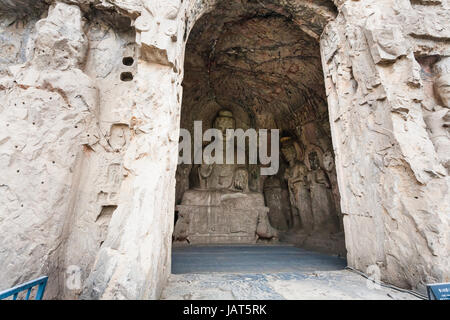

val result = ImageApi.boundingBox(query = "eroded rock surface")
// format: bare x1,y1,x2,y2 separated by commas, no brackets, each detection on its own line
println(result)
321,0,450,290
0,0,448,300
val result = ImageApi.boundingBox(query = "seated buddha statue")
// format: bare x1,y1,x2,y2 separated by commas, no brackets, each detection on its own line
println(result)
174,110,277,243
197,110,248,191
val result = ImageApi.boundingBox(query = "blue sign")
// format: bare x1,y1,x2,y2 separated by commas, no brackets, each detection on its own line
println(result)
427,283,450,300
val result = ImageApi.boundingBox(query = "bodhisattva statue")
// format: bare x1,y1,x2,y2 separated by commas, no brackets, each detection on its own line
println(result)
263,176,291,231
306,150,339,233
424,57,450,171
175,163,192,205
281,137,314,233
174,110,277,243
322,150,343,232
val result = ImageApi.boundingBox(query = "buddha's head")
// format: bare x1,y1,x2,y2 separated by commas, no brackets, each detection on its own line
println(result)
214,110,235,140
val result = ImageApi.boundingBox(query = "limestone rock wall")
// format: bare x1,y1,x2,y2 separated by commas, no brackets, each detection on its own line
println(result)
0,2,99,299
0,1,48,15
0,0,206,300
0,0,448,300
61,9,137,299
322,0,449,290
80,0,188,300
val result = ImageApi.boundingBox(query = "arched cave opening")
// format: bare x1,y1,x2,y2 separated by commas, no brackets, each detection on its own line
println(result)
173,0,345,271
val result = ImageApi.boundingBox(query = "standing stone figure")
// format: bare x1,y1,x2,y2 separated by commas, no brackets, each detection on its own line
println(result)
263,176,290,231
281,137,314,232
175,164,192,205
424,57,450,171
322,150,343,231
306,150,339,233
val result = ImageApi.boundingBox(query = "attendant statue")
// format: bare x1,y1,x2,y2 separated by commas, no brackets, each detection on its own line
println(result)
263,176,290,231
281,137,314,233
323,150,343,231
306,149,339,233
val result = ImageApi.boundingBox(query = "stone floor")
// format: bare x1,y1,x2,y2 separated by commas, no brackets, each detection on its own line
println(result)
171,244,347,274
162,245,419,300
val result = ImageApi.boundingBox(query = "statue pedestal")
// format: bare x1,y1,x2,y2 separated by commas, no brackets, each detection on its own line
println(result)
174,189,270,244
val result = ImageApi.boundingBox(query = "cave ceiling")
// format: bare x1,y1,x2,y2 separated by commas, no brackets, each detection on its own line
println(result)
181,0,335,133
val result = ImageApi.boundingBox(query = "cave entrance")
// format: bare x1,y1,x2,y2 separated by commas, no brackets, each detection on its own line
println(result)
172,0,345,272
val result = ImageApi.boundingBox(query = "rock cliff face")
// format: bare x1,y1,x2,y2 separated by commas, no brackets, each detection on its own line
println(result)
321,0,450,290
0,0,448,299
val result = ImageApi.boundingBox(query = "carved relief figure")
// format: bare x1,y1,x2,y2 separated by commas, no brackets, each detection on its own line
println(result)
263,176,290,231
435,60,450,116
322,151,334,172
175,164,192,205
306,148,339,233
109,124,130,152
281,137,313,232
424,57,450,171
135,0,181,65
322,150,343,231
234,168,249,192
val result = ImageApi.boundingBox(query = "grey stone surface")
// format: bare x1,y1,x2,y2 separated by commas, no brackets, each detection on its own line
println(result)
172,245,346,274
162,271,420,300
164,245,418,300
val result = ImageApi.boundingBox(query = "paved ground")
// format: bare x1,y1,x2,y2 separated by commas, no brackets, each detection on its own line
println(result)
163,245,418,300
172,245,347,274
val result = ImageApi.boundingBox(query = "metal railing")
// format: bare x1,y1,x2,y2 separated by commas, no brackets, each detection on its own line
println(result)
0,276,48,300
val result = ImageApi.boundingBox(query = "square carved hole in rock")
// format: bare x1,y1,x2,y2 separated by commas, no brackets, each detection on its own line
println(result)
120,72,133,82
122,57,134,66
